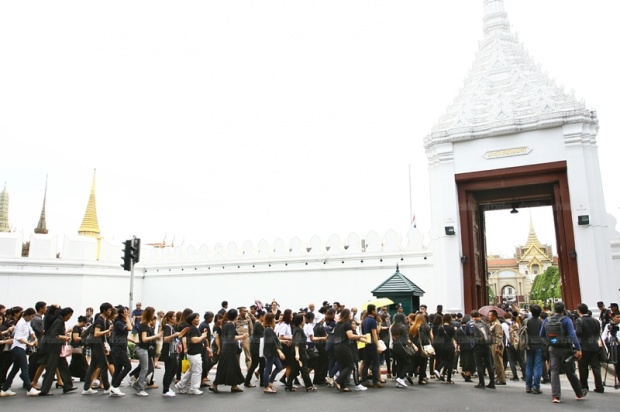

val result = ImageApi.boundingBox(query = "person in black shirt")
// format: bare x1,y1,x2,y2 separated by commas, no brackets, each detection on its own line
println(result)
83,303,113,395
244,310,265,388
575,303,604,393
69,316,88,381
199,311,214,387
211,309,247,393
131,306,162,397
334,309,368,392
161,311,183,397
390,313,415,388
176,313,206,395
109,306,133,396
262,313,284,393
436,314,457,384
39,307,75,396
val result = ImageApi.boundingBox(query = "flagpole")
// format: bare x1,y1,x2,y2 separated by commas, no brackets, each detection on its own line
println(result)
408,164,413,226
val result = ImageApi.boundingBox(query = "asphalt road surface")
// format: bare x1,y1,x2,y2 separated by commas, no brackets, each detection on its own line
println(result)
1,362,618,412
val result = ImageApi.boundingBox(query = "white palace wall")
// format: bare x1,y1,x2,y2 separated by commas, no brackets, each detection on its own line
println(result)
0,229,438,314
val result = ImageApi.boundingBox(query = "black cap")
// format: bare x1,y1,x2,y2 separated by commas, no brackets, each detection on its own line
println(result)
611,303,618,308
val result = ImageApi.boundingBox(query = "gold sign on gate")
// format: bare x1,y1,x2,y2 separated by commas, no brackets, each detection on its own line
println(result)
483,146,532,159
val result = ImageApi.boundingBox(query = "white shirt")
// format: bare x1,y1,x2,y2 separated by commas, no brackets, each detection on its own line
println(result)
275,322,292,337
303,323,314,343
501,321,510,346
11,318,33,350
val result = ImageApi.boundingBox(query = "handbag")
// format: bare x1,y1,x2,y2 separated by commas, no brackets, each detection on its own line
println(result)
60,344,72,358
258,337,265,358
181,355,190,373
72,346,83,355
418,334,435,358
422,344,435,358
378,340,387,353
404,342,416,357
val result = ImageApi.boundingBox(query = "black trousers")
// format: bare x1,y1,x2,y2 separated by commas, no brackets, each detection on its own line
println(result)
244,348,265,386
83,345,109,390
40,352,73,394
578,350,603,391
391,343,412,380
162,354,177,393
111,346,131,388
473,346,495,386
286,355,312,389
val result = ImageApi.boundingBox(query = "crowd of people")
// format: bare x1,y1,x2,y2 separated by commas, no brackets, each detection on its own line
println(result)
0,298,618,404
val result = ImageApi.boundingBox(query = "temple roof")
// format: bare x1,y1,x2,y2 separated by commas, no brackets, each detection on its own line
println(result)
424,0,597,148
34,176,48,234
78,170,100,237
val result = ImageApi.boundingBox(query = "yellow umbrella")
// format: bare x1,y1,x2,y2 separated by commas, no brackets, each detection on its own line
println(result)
361,297,394,311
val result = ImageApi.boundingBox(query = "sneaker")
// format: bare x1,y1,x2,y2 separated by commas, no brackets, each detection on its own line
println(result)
576,389,587,399
163,391,176,397
136,390,148,397
433,370,441,379
82,388,98,395
526,387,532,393
103,388,112,395
188,389,203,395
92,379,100,389
174,383,188,394
552,397,560,403
1,389,16,397
396,382,407,389
354,384,367,391
531,388,542,395
395,378,407,387
27,388,41,396
109,387,125,397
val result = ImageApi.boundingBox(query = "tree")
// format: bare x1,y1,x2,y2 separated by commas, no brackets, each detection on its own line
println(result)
529,266,561,304
488,286,496,304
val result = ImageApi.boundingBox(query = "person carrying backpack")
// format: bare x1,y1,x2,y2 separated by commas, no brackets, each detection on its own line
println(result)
504,312,524,381
539,302,586,404
523,304,544,394
465,310,495,389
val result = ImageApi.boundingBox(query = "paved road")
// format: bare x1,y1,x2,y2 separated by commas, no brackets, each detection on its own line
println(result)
2,363,618,412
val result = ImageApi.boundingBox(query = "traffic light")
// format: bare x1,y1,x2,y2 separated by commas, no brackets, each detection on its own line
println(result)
121,240,132,271
131,238,141,264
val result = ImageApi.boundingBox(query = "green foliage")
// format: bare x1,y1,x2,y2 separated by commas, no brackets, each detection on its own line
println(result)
488,286,496,302
529,266,561,304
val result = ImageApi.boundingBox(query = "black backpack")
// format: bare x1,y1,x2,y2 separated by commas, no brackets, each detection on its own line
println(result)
545,316,567,347
470,320,493,345
80,323,95,347
313,322,327,352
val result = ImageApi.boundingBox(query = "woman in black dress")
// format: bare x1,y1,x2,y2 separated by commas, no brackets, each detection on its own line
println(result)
391,313,415,388
210,309,247,393
285,314,316,392
333,309,368,392
410,313,432,384
436,314,457,384
69,316,88,381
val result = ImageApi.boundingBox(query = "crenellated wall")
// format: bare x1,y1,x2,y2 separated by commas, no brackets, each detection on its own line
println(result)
0,228,439,315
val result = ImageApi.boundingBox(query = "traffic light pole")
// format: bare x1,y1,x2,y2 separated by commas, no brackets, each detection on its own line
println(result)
128,235,136,311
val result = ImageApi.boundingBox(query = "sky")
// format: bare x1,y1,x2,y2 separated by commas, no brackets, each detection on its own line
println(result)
1,0,619,257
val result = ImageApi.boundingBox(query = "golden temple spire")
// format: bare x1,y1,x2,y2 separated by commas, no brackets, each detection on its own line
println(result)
525,212,541,248
0,182,9,232
34,175,49,234
78,169,101,237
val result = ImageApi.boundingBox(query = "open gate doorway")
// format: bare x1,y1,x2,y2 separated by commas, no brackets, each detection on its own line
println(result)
456,161,580,312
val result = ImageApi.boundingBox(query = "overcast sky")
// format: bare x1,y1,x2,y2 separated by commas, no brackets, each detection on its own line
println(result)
1,0,618,257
